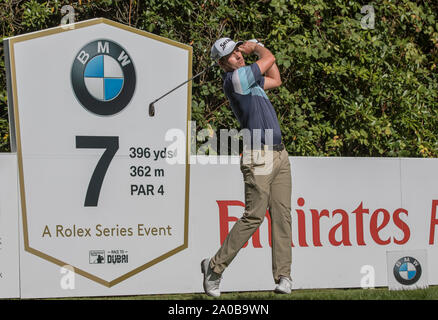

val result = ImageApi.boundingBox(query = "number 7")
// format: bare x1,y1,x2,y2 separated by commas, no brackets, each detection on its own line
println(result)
76,136,119,207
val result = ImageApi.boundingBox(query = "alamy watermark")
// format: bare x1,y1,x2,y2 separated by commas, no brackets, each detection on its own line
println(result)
60,265,75,290
360,5,375,30
360,264,375,289
164,121,275,174
60,5,75,29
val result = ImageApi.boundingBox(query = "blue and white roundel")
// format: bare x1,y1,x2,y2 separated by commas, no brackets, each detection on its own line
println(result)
71,39,136,116
84,54,124,101
393,256,422,286
398,262,416,280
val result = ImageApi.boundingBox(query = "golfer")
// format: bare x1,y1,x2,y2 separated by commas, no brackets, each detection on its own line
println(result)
201,37,293,296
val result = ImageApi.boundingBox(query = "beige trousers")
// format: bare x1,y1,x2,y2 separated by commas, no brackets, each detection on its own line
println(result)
210,148,292,283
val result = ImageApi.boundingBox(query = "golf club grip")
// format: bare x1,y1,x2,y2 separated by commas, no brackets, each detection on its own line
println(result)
149,103,155,117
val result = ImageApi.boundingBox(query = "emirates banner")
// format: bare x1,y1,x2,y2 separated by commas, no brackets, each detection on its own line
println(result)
191,156,437,292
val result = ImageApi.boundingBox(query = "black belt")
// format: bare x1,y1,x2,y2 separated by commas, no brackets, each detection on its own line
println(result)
264,143,284,151
244,143,284,151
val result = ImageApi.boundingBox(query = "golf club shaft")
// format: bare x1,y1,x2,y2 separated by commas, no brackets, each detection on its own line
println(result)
150,63,217,105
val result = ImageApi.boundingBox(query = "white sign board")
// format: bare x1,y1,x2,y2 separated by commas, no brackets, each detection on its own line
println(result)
0,154,20,298
5,18,191,297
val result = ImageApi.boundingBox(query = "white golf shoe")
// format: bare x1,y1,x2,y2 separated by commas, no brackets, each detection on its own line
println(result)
201,258,222,297
274,276,293,294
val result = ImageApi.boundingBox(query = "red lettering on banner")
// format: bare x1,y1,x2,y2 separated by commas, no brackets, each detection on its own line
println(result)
352,202,369,246
429,200,438,245
217,198,413,248
370,208,391,245
296,198,309,247
216,200,271,248
393,208,410,245
328,209,352,246
217,200,241,246
311,209,329,247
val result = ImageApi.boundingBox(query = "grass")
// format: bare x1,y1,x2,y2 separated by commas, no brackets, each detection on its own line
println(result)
67,286,438,300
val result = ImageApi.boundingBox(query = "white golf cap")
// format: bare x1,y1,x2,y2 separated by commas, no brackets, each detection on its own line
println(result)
210,37,243,60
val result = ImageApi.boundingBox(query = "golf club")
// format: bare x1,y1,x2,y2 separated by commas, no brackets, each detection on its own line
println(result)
148,62,218,117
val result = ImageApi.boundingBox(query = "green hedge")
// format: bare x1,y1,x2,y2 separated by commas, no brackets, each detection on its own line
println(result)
1,0,437,156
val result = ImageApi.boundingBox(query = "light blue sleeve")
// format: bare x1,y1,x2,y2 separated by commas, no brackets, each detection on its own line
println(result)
231,63,264,95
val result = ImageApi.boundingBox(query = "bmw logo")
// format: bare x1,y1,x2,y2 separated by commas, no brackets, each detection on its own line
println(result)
393,256,422,286
71,39,136,116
